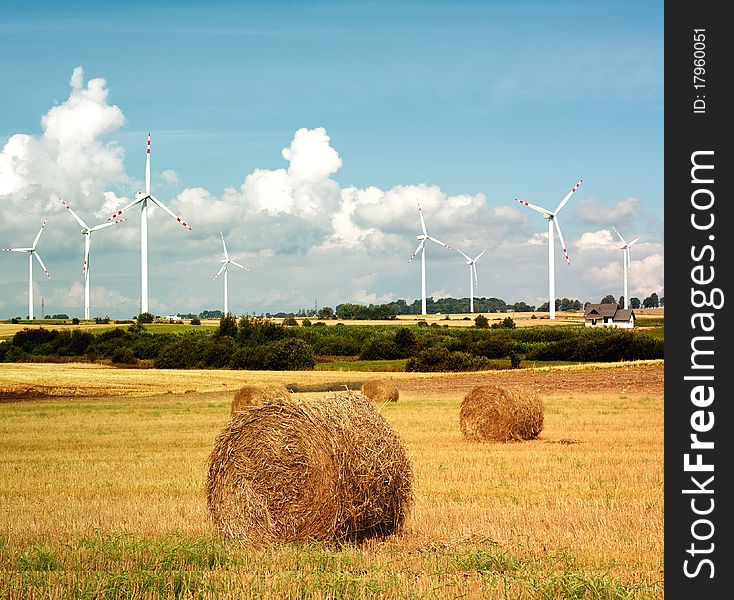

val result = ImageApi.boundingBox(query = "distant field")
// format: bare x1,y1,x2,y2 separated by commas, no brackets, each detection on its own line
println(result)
0,308,664,341
0,361,663,598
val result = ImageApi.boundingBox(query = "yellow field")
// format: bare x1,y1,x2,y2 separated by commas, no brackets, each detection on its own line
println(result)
0,362,664,598
0,308,664,340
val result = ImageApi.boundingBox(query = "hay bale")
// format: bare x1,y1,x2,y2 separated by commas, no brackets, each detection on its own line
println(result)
231,384,290,414
459,385,543,442
361,379,399,403
207,391,413,544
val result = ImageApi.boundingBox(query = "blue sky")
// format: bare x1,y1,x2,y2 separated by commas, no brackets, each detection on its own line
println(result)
0,0,663,318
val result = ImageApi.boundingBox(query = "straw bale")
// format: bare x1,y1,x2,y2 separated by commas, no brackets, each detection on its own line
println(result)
361,379,399,403
231,384,290,414
459,384,543,442
207,391,413,544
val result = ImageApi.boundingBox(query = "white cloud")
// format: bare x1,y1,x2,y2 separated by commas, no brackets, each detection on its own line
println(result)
0,66,128,226
161,169,179,185
574,196,640,226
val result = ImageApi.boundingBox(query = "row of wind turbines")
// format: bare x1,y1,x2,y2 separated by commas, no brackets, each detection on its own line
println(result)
2,133,641,321
1,133,247,320
409,179,641,317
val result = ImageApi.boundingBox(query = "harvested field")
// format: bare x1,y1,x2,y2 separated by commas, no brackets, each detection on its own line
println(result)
0,360,664,597
0,359,663,401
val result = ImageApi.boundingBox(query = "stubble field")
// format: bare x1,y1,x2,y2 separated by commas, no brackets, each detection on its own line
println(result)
0,360,664,599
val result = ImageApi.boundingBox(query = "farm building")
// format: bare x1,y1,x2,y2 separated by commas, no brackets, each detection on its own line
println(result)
583,304,636,329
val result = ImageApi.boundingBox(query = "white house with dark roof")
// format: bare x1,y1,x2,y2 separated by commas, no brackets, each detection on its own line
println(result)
583,303,636,329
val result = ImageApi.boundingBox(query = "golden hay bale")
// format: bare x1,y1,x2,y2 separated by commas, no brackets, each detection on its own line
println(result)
207,391,413,544
459,385,543,442
231,384,290,414
361,379,399,403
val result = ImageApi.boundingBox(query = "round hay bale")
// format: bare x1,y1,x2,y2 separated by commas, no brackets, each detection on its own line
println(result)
207,391,413,544
361,379,399,403
231,384,290,414
459,385,543,442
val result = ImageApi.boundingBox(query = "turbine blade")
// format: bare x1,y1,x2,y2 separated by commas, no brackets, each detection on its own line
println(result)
220,232,229,259
90,218,126,232
417,202,427,235
627,249,632,273
149,195,192,230
456,249,471,262
83,237,90,275
474,248,487,262
554,179,583,215
2,247,32,252
213,263,227,280
628,236,641,246
60,198,88,229
553,218,571,266
33,251,51,279
230,260,249,270
108,196,144,221
472,263,478,284
515,198,553,217
146,132,151,196
408,239,426,263
611,226,627,245
427,235,453,251
32,218,48,249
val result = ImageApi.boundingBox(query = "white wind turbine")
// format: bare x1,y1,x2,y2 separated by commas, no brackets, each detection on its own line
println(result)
457,248,487,313
213,232,249,316
612,227,641,309
60,198,126,320
408,201,453,316
515,179,582,320
107,132,192,315
1,218,51,320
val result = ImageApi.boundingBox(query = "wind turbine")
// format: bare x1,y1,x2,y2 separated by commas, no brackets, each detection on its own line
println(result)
457,248,487,313
612,227,641,309
107,132,192,314
60,198,126,319
213,232,249,316
515,179,582,320
408,202,453,316
1,218,51,320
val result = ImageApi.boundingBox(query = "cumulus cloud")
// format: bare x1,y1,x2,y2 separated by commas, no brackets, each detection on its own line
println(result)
161,169,179,185
0,66,127,210
574,196,640,226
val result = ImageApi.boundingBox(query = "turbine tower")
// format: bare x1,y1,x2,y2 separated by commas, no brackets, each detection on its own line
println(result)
612,227,641,309
457,248,487,313
1,218,51,320
107,132,192,315
213,232,248,316
515,180,582,320
408,201,453,316
60,198,126,319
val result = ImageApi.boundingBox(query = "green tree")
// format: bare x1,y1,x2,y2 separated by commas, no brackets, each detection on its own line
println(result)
137,312,155,324
474,314,489,328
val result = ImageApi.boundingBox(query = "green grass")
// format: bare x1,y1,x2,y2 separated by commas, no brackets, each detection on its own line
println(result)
0,534,662,599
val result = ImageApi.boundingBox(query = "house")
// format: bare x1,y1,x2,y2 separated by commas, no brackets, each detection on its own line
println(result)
583,304,636,329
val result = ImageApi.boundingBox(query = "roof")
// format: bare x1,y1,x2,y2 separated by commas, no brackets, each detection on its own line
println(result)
584,304,636,322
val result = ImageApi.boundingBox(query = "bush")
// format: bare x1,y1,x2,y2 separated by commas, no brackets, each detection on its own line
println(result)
394,328,418,355
111,347,137,365
261,338,315,370
71,317,80,325
474,314,489,328
359,337,402,361
313,321,326,327
190,318,201,325
217,314,239,338
282,316,299,327
301,318,312,327
1,344,27,362
202,336,236,368
136,312,154,324
237,317,287,345
406,348,491,372
491,317,515,329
